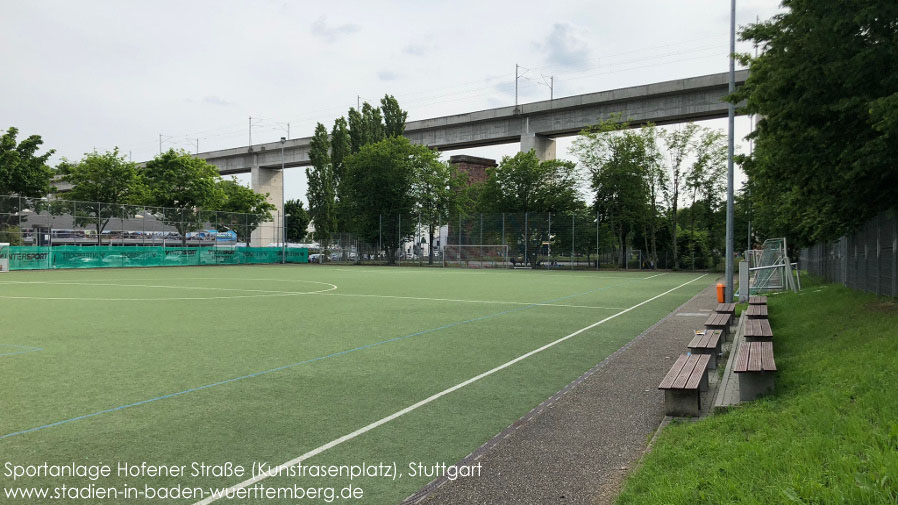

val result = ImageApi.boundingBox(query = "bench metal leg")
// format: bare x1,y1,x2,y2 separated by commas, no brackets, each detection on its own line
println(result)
738,372,775,402
664,389,701,417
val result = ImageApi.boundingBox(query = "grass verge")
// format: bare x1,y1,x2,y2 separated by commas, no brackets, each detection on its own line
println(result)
616,279,898,504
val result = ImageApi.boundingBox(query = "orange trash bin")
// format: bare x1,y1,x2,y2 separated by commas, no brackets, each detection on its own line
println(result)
716,283,725,303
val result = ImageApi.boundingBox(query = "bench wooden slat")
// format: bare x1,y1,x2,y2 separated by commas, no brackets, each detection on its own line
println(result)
733,343,750,372
744,319,774,339
761,342,777,371
659,354,689,389
687,331,706,349
704,313,730,327
706,330,721,348
715,303,736,314
748,341,762,371
749,295,767,305
672,354,700,389
684,354,711,389
746,304,769,318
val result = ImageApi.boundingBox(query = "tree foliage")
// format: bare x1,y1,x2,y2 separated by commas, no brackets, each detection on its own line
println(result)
57,148,147,244
284,199,310,242
142,149,223,245
381,94,407,138
0,127,55,197
573,120,657,267
480,151,581,214
734,0,898,245
343,137,428,264
216,177,275,244
306,123,336,246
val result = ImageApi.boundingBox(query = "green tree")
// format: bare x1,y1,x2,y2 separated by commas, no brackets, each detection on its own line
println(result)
331,116,352,228
347,107,367,154
361,102,385,145
684,128,727,269
57,148,147,245
306,123,336,250
734,0,898,245
480,151,581,266
142,149,223,245
284,199,310,242
381,94,407,137
0,127,55,244
573,119,656,268
0,127,55,197
661,123,699,269
411,151,463,264
343,137,425,264
215,178,275,245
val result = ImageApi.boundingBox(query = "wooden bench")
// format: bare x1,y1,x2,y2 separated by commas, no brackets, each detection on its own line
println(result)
704,313,731,340
743,319,773,341
658,353,711,417
749,295,767,305
687,330,723,369
733,341,777,401
745,304,768,319
715,303,736,319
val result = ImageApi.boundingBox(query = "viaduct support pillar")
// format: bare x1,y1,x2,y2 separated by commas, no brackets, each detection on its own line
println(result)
520,133,556,161
249,152,283,247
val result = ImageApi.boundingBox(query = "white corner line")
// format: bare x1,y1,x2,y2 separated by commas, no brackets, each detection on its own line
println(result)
192,273,707,505
642,273,667,279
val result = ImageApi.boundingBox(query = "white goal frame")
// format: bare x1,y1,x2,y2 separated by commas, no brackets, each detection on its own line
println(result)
441,244,510,269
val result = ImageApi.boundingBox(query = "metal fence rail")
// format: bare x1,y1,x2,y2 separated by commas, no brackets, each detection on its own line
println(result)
800,211,898,297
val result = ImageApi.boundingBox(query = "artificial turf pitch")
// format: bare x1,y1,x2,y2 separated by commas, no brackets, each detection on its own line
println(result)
1,265,707,504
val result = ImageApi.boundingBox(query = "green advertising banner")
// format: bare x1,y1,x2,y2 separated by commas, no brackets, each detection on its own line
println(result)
7,246,308,271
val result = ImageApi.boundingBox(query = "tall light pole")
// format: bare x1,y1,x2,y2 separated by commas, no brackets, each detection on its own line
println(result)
280,137,286,263
725,0,736,302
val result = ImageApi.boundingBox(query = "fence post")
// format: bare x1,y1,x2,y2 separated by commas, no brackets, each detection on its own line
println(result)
524,212,528,267
596,211,600,270
501,212,506,268
458,213,461,264
892,216,897,297
480,213,483,268
571,213,575,270
398,214,401,267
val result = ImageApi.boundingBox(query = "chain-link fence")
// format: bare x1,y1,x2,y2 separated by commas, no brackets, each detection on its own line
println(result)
0,194,305,270
800,211,898,297
0,194,656,271
317,211,647,270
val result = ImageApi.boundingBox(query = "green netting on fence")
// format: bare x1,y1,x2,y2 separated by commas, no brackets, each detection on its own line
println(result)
7,246,308,270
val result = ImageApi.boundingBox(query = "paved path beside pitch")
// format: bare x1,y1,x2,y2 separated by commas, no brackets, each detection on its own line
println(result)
406,278,721,505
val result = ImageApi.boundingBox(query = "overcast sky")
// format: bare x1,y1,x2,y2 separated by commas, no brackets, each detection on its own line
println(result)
1,0,784,202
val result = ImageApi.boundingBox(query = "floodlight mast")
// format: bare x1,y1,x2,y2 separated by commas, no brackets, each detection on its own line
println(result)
725,0,736,302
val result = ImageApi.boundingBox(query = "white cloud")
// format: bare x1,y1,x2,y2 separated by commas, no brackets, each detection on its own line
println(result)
310,16,360,43
538,23,591,69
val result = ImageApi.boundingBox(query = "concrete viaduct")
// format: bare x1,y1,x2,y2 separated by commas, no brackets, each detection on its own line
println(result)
176,69,748,244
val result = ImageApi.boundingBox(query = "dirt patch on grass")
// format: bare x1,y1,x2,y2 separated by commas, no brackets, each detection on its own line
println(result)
865,300,898,314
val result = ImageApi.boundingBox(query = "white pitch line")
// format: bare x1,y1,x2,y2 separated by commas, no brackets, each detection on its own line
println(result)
193,273,707,505
317,292,625,310
643,273,667,279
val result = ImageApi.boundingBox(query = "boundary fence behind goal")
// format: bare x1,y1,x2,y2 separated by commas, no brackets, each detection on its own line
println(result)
800,211,898,297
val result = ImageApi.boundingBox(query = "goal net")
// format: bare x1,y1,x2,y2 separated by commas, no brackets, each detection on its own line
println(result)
442,244,509,268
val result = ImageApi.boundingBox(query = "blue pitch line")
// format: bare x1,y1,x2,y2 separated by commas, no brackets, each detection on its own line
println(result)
1,283,625,441
0,344,43,358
